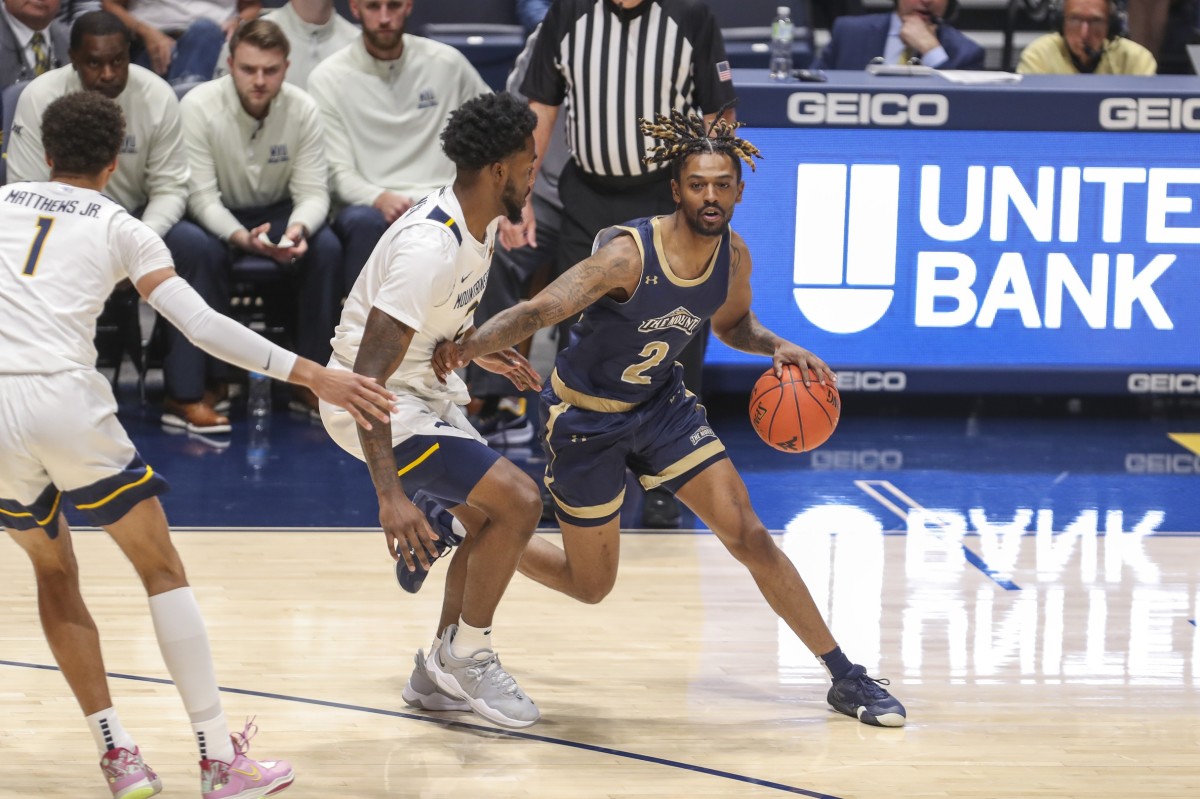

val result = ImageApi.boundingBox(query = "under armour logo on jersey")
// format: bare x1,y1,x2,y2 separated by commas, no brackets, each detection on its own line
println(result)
417,89,438,109
571,435,588,443
645,275,658,285
120,135,137,154
267,144,289,164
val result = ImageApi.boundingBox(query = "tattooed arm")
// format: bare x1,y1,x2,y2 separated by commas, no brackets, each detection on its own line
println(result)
354,307,439,571
712,233,836,385
444,232,644,369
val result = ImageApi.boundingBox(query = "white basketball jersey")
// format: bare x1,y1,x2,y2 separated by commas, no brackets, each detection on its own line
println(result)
0,182,172,375
331,187,497,404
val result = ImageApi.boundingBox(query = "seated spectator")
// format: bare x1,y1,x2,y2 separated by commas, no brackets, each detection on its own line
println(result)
2,0,69,86
306,0,489,293
214,0,359,88
183,18,340,416
8,11,228,433
101,0,260,84
1017,0,1156,74
811,0,984,70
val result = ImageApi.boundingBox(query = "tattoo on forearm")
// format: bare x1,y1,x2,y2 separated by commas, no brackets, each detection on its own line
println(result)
354,309,408,496
723,310,779,356
469,250,637,357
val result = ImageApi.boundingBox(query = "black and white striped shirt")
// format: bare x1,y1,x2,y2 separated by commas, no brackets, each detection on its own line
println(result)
521,0,735,181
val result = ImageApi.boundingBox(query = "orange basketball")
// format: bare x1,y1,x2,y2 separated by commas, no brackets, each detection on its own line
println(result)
748,365,841,453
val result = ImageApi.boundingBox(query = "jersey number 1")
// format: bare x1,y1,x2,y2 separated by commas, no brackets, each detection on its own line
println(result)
22,217,54,277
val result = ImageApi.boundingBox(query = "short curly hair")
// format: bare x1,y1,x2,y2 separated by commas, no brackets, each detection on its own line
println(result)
441,92,537,172
43,92,125,176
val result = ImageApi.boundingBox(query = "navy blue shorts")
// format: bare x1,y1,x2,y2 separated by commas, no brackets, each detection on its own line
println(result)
540,366,727,527
391,433,502,507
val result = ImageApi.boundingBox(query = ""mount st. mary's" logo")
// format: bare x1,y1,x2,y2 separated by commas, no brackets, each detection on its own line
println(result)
638,306,702,336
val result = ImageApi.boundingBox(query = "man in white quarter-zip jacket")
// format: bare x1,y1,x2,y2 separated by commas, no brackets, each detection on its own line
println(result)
213,0,359,89
306,0,490,295
181,18,340,419
6,10,233,435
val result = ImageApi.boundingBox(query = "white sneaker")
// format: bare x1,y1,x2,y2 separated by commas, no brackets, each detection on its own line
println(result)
425,625,540,728
402,648,470,712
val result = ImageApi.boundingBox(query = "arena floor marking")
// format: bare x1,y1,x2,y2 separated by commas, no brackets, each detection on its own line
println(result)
0,659,844,799
855,479,1022,591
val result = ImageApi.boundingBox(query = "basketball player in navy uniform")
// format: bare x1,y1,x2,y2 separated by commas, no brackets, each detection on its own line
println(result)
320,92,543,729
435,113,908,727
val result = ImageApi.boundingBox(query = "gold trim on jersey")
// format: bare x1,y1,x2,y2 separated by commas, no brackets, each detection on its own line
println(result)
74,467,156,509
638,440,727,490
652,216,719,287
551,369,639,413
397,443,440,477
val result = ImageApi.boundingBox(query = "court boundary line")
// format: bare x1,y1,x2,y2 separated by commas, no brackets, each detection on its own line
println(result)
855,480,1022,591
0,659,843,799
66,526,1200,537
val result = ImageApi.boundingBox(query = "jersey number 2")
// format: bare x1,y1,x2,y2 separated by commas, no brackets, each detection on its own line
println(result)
22,217,54,277
620,341,669,385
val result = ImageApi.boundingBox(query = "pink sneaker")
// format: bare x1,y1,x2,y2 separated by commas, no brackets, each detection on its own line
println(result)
199,719,294,799
100,747,162,799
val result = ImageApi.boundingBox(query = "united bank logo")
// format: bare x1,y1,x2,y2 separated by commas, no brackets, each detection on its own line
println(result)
793,162,1185,335
794,164,899,334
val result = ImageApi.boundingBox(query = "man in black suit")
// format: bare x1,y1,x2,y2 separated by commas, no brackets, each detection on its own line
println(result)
1,0,68,87
811,0,985,70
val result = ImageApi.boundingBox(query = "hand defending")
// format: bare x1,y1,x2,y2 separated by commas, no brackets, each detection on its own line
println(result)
309,367,397,429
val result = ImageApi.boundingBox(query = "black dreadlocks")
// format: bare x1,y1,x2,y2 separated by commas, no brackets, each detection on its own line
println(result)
639,108,763,182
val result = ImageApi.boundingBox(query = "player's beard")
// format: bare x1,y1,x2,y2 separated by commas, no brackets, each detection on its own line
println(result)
684,202,728,237
502,182,526,224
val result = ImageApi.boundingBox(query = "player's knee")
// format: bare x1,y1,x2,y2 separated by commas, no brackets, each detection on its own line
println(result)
509,479,542,536
724,521,776,567
573,575,615,605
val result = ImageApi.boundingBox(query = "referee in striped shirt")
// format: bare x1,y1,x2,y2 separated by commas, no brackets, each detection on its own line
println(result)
500,0,736,527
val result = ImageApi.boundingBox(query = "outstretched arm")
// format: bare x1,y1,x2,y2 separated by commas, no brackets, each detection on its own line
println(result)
710,234,835,386
134,267,395,427
434,232,643,377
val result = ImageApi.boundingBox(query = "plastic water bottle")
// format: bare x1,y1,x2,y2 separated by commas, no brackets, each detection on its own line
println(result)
247,371,271,417
247,414,270,474
769,6,794,80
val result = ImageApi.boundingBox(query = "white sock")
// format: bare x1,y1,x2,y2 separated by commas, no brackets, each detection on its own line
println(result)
192,713,235,764
147,587,234,763
85,708,136,755
451,619,493,659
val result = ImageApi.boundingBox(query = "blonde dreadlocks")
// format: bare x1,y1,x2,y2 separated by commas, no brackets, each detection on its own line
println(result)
639,110,763,179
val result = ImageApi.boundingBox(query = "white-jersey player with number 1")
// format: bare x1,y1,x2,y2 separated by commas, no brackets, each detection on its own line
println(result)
0,91,395,799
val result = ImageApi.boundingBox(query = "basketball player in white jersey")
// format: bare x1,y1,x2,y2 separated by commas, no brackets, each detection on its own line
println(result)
320,92,544,729
0,91,395,799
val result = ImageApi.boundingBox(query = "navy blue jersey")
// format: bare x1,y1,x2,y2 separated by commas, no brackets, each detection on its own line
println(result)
553,216,731,408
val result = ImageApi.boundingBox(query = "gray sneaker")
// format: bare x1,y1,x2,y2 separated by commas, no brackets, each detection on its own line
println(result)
425,624,540,728
402,648,471,712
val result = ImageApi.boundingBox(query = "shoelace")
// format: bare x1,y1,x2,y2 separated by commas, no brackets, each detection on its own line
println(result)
231,717,259,758
466,654,522,697
102,751,140,779
855,673,892,701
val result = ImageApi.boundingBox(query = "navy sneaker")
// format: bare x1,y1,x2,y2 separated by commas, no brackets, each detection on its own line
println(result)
478,397,534,447
827,665,906,727
395,492,464,594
